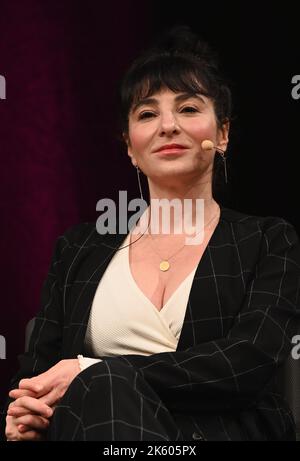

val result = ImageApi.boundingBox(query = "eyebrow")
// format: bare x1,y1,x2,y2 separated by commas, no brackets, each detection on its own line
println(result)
131,92,207,114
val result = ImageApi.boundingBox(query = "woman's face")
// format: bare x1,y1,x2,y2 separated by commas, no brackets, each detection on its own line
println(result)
125,87,229,184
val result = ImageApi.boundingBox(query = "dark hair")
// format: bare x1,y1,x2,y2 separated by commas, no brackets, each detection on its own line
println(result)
119,25,232,134
118,25,233,197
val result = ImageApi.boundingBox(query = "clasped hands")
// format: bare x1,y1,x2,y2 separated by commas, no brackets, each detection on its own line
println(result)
5,359,80,441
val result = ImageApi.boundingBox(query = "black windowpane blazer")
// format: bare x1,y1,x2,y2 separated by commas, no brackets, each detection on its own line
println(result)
3,206,300,439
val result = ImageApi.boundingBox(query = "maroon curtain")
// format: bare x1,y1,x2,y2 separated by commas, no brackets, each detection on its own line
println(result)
0,0,151,405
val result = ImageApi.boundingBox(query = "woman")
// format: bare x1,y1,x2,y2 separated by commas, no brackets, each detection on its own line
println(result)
4,26,300,441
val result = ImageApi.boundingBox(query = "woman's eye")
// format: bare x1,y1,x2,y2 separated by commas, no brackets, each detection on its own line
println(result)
180,106,198,113
138,111,155,120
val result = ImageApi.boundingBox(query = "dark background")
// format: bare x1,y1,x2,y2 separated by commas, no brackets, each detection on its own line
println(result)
0,0,299,409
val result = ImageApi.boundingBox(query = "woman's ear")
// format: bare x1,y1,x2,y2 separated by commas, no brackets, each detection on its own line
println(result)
123,132,137,167
217,119,230,151
122,131,128,144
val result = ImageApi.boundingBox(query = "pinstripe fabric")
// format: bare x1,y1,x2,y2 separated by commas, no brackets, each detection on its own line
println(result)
3,206,300,440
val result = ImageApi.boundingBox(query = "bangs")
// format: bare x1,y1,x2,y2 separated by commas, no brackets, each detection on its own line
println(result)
124,55,212,118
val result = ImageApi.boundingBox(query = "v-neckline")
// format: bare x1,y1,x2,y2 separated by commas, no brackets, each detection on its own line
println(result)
126,242,197,314
126,205,224,314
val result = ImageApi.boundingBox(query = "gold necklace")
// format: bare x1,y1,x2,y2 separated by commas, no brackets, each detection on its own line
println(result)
148,207,220,272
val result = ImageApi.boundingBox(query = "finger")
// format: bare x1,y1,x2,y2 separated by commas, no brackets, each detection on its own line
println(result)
16,424,30,433
17,429,45,441
40,385,65,407
7,405,31,417
7,404,46,418
13,396,53,418
16,424,33,434
18,378,47,396
9,388,37,399
16,415,49,432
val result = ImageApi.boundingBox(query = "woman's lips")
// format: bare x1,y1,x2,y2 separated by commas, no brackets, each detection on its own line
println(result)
155,148,187,155
154,146,188,155
153,143,189,153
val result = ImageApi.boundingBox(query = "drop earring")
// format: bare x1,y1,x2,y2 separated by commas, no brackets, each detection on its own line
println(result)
135,164,144,200
218,150,228,184
201,140,228,184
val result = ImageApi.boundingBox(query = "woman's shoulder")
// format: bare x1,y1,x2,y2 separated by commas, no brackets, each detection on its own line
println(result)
56,221,126,250
59,221,97,245
49,222,97,254
221,205,297,231
220,205,300,247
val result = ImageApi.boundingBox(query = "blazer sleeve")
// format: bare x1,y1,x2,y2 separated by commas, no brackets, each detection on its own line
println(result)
100,218,300,414
7,232,69,390
0,230,69,438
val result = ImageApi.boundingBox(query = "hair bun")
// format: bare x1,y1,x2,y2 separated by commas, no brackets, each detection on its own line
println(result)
152,25,218,70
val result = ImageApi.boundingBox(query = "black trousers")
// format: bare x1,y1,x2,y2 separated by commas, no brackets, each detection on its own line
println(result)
47,360,196,441
47,359,296,441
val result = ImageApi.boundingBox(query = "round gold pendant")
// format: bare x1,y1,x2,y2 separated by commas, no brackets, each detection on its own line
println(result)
160,260,170,271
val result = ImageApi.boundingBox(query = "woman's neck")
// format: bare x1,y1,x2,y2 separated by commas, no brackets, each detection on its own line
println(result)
147,176,213,202
144,178,218,235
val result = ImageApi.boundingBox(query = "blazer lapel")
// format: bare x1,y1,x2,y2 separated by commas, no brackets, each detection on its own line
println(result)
66,229,129,357
176,206,234,351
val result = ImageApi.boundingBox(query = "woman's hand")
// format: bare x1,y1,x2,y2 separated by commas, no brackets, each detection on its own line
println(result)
5,397,52,441
6,359,80,440
9,359,80,404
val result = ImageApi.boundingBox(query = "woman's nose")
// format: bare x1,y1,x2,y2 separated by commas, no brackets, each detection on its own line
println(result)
159,113,180,135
